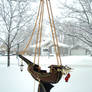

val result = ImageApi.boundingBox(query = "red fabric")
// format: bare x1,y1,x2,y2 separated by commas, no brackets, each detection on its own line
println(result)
67,73,70,78
65,77,68,82
65,73,71,82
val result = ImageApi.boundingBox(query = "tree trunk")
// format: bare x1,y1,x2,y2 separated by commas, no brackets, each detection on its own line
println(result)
7,46,10,67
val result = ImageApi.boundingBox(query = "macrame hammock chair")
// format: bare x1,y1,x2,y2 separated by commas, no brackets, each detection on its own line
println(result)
18,0,71,92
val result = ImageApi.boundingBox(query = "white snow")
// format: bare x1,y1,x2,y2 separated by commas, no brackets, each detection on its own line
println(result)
0,55,92,92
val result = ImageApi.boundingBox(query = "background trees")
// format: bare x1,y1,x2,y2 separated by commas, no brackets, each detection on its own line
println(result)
56,0,92,53
0,0,92,66
0,0,36,66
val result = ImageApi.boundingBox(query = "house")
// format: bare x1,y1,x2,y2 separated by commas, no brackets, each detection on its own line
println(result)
36,40,70,56
25,40,70,56
0,44,6,55
48,41,70,56
70,45,91,55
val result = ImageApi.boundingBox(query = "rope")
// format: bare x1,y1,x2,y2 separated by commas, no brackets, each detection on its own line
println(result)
46,0,59,65
19,1,42,71
33,0,43,64
19,0,42,55
19,0,62,66
48,0,62,65
38,0,44,65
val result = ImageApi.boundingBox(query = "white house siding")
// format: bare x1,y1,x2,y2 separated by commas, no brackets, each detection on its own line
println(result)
49,46,69,56
70,45,91,55
71,49,86,55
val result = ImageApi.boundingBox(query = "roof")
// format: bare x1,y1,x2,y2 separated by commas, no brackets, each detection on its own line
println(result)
30,40,70,48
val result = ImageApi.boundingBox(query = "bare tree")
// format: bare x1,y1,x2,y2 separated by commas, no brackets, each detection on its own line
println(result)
55,20,79,46
58,0,92,52
0,0,36,66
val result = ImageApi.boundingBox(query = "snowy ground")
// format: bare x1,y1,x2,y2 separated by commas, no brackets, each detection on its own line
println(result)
0,55,92,92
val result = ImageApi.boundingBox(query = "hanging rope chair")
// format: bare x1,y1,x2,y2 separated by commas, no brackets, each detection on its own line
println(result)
18,0,71,91
19,54,63,83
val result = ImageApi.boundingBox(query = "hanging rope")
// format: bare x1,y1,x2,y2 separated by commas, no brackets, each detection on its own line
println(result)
33,0,44,65
19,0,62,66
48,0,62,65
38,0,44,65
46,0,60,65
19,0,42,55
